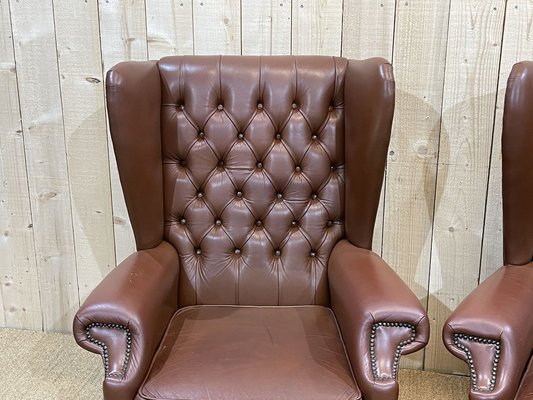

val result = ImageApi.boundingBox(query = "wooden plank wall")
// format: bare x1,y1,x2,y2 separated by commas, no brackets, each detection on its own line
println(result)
0,0,532,374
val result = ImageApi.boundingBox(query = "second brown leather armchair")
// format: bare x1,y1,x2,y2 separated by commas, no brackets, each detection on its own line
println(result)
73,55,429,400
443,61,533,400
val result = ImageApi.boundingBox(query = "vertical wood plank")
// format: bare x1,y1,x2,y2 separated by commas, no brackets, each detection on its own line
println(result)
9,0,80,331
292,0,343,55
425,0,506,373
480,0,533,281
53,0,115,302
341,0,397,255
146,0,194,59
0,0,41,329
98,0,148,263
383,0,452,369
241,0,292,55
341,0,395,60
193,0,241,55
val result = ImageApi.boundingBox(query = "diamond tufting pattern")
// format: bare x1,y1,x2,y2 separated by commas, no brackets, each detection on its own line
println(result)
159,56,348,306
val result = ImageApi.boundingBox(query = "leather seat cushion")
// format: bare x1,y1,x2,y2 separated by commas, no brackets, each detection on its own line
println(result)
137,305,361,400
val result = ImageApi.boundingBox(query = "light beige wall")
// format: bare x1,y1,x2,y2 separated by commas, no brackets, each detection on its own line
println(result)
0,0,532,374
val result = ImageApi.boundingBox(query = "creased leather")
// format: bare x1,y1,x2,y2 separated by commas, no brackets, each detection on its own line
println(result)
443,264,533,400
328,240,429,400
73,241,179,400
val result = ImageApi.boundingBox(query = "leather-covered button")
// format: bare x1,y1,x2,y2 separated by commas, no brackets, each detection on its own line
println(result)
291,221,298,227
217,104,224,111
311,134,318,141
218,159,224,167
256,161,263,169
291,103,298,109
275,133,281,140
180,218,186,225
327,220,333,227
311,193,318,200
257,103,263,110
330,165,336,171
197,191,203,198
234,248,241,255
237,133,244,140
255,220,262,227
275,249,281,257
198,131,205,139
180,159,187,166
179,105,185,111
310,251,316,257
195,248,202,255
215,219,222,226
236,191,243,198
276,193,283,199
328,105,334,112
295,166,301,172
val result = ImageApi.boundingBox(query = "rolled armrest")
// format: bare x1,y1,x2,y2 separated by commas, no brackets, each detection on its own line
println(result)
328,239,429,400
73,240,179,400
443,263,533,400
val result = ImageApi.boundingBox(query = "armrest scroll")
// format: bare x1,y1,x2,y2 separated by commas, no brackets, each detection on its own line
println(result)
443,264,533,400
73,240,179,400
328,239,429,400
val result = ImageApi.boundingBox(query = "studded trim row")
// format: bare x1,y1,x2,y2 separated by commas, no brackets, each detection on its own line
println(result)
370,322,416,380
453,333,500,392
85,322,132,379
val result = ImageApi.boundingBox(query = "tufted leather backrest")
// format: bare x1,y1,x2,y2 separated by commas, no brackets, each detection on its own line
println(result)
502,61,533,265
160,56,345,306
106,55,394,308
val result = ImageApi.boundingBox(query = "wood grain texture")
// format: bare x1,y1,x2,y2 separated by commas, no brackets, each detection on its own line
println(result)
425,0,506,373
9,0,80,331
341,0,396,60
341,0,397,255
193,0,241,55
0,0,41,330
98,0,148,263
146,0,194,59
480,0,533,281
292,0,343,55
241,0,292,55
383,0,452,369
53,0,115,302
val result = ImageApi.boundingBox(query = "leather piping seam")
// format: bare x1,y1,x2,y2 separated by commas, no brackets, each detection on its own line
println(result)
370,322,416,381
453,333,500,392
85,322,132,379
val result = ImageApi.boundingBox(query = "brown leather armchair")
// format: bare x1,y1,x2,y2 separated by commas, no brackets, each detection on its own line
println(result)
73,56,429,400
443,61,533,400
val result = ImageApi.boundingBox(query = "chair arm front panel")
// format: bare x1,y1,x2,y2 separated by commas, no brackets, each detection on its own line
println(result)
443,264,533,400
73,241,179,400
328,239,429,400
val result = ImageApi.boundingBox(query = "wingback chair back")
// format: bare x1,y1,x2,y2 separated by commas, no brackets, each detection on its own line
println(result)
502,61,533,266
107,56,392,307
